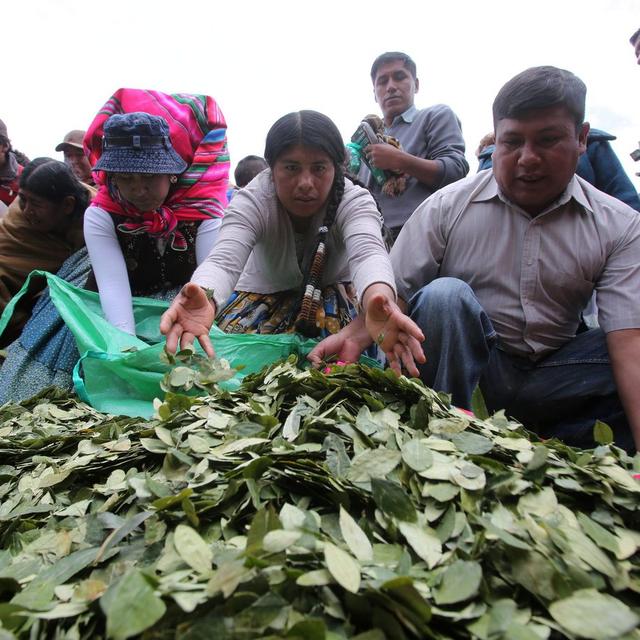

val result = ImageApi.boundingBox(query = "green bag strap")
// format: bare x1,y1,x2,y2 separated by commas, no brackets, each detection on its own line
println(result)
72,352,99,404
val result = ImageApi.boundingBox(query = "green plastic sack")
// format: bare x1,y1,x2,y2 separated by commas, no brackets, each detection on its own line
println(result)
0,272,380,418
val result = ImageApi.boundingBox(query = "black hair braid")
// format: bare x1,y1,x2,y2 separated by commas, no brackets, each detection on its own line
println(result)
294,166,345,337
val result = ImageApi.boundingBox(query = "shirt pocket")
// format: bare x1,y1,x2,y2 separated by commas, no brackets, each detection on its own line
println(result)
538,266,594,312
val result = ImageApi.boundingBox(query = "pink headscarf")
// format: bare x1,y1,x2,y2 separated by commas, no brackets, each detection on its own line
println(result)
85,88,229,250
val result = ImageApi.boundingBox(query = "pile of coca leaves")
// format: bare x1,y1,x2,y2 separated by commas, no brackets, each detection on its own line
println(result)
0,354,639,640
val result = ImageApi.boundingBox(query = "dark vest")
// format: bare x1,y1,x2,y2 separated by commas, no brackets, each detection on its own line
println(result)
111,215,200,296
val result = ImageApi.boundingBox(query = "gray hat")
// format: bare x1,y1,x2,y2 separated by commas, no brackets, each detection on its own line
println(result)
93,113,187,174
55,129,86,152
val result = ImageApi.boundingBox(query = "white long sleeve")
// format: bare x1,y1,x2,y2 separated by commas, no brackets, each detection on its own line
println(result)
195,216,222,264
84,206,135,334
84,206,221,335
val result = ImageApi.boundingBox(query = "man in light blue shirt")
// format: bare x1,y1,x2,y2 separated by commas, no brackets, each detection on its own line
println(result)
360,52,469,236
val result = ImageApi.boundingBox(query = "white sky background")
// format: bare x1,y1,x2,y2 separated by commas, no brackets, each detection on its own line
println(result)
4,0,640,184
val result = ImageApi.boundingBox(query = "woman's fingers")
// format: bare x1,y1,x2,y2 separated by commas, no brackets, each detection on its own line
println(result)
381,330,425,378
197,333,215,358
164,323,182,354
399,343,420,378
400,314,424,343
179,331,196,352
396,330,426,365
159,304,179,335
161,283,216,357
407,335,426,365
383,342,400,375
390,309,423,342
307,337,334,366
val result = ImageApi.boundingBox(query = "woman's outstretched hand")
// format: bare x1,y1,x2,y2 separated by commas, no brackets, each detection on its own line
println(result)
307,319,372,368
160,283,216,357
308,290,425,378
365,292,425,377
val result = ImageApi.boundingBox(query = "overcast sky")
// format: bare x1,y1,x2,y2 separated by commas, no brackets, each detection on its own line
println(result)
4,0,640,183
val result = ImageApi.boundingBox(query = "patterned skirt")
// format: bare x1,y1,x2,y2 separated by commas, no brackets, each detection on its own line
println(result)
216,284,357,337
0,249,91,403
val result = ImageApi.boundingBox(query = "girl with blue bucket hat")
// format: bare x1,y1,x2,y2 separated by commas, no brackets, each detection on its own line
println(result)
84,90,229,335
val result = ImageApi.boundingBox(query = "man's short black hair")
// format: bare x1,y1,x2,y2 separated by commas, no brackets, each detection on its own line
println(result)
492,66,586,130
370,52,417,82
630,28,640,45
234,155,268,188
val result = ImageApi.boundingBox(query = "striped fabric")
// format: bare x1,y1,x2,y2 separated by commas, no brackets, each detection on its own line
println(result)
216,285,356,337
85,89,229,250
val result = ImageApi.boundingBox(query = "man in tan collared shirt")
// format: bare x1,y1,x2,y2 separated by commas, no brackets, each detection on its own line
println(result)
391,66,640,452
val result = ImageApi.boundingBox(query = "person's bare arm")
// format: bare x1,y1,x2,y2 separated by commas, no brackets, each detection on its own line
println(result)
606,328,640,451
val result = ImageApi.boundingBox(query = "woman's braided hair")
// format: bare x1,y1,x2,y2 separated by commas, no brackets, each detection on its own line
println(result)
264,111,347,337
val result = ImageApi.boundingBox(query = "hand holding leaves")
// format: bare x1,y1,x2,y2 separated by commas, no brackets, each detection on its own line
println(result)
307,318,373,368
365,142,406,172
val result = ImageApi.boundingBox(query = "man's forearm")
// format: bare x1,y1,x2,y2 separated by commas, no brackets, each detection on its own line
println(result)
366,144,443,188
606,329,640,450
399,152,443,187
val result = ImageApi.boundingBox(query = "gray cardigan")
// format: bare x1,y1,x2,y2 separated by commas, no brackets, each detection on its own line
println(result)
191,170,396,309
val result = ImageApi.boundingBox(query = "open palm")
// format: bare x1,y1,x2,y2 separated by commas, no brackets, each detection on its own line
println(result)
365,293,425,376
160,283,216,356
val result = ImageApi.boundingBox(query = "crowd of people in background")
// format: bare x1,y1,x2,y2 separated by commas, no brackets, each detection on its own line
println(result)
1,33,640,455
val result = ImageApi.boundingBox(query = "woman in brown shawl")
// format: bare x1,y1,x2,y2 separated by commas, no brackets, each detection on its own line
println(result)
0,158,93,344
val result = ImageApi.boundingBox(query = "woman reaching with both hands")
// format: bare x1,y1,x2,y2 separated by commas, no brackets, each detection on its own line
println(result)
160,110,425,374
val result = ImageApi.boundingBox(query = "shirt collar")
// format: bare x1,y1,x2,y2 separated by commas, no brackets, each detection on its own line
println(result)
391,104,417,126
472,173,593,216
563,175,594,213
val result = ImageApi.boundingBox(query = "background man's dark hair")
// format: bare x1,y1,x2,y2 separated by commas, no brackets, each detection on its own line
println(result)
492,66,586,131
630,27,640,45
370,52,417,82
234,155,268,188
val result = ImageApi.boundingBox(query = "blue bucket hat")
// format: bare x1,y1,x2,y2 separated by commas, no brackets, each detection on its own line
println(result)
93,112,187,174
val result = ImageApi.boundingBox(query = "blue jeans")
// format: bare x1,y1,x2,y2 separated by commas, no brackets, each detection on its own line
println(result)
409,278,633,451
